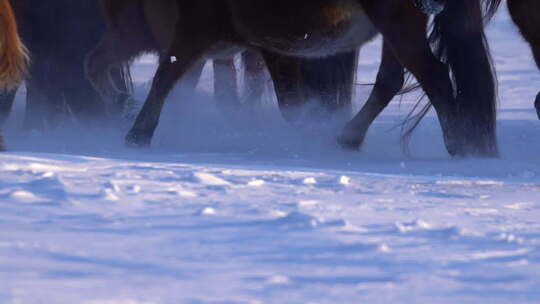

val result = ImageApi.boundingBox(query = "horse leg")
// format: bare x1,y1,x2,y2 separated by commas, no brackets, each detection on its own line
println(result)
0,87,18,126
360,2,458,154
23,74,67,130
260,51,307,122
213,57,240,109
0,130,4,151
241,50,266,105
339,40,405,149
22,56,68,131
85,26,151,104
362,0,496,156
63,63,107,125
108,65,133,118
126,38,217,147
301,50,359,117
508,0,540,119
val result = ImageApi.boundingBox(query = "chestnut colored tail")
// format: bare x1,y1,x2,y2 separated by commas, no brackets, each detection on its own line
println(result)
0,0,28,90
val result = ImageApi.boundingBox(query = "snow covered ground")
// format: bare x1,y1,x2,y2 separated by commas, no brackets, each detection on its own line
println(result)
1,6,540,304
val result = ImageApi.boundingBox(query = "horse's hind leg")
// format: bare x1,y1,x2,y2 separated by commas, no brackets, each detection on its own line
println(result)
126,35,218,147
86,35,137,100
362,1,483,156
213,57,240,109
339,40,405,150
508,0,540,119
241,50,266,105
0,87,18,126
21,56,69,131
108,65,133,118
260,51,307,122
301,50,359,116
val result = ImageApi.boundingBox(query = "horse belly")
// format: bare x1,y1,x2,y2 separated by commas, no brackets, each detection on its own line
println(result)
239,1,378,58
308,8,378,57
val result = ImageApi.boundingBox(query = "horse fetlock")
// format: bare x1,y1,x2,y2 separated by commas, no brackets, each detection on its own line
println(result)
125,129,153,148
337,129,364,151
442,116,498,158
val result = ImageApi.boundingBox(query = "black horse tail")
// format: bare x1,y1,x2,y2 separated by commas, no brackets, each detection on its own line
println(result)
406,0,500,156
480,0,503,23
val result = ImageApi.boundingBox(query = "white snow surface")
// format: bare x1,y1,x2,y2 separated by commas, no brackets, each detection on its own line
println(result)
2,7,540,304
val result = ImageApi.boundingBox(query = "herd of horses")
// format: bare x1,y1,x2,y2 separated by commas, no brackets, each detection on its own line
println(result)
0,0,539,158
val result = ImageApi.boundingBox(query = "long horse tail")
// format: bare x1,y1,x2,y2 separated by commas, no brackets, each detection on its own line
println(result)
479,0,502,22
405,0,500,156
0,0,28,90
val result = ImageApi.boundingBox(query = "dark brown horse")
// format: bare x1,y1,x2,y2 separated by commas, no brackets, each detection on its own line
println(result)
340,0,502,155
418,0,540,120
0,0,132,130
507,0,540,120
0,0,28,151
87,0,359,122
86,0,267,116
88,0,498,157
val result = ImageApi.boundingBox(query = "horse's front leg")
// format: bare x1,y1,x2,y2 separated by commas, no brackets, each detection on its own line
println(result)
301,50,359,117
213,57,240,109
241,50,266,105
260,50,307,123
0,87,18,126
361,1,464,156
339,40,404,150
126,39,216,147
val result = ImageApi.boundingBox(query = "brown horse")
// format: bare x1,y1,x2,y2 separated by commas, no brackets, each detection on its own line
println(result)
88,0,360,122
86,0,269,117
507,0,540,120
88,0,498,157
0,0,28,151
0,0,27,91
340,0,502,154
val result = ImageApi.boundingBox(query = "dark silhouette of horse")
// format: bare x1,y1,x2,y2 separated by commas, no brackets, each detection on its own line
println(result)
340,0,502,155
87,0,359,123
338,0,501,157
88,0,499,157
0,0,28,151
508,0,540,120
0,0,132,130
86,0,262,116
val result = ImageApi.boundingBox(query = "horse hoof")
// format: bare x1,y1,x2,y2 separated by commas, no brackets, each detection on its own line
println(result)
125,130,152,148
337,134,361,151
